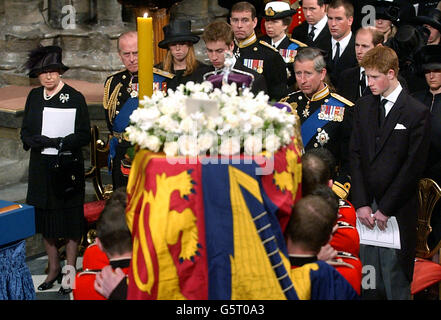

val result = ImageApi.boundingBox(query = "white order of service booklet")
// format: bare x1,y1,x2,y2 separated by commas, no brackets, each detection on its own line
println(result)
41,107,76,155
356,216,401,249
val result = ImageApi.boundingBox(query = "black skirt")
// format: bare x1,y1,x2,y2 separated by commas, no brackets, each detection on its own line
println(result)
35,206,85,239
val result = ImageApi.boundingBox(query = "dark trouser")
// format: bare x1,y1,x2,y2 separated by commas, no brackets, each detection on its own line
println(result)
359,244,411,300
112,143,129,190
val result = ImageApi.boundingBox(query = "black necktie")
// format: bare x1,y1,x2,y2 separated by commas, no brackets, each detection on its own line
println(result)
333,42,340,67
359,70,366,97
379,98,387,128
308,26,316,41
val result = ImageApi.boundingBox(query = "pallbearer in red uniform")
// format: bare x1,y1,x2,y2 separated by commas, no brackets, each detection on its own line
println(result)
74,190,132,300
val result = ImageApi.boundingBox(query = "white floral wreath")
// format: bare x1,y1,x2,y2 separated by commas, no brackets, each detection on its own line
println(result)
126,81,296,157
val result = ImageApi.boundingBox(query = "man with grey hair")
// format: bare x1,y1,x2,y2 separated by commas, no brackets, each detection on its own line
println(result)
281,47,354,200
103,31,139,189
103,31,172,189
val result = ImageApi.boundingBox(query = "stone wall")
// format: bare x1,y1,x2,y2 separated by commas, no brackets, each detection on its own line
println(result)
0,0,130,87
0,0,228,87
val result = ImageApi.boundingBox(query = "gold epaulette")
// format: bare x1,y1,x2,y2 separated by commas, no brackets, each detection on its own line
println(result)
332,181,351,200
330,93,354,107
279,96,289,103
289,38,307,47
103,76,122,125
259,40,279,53
153,67,175,79
103,76,113,110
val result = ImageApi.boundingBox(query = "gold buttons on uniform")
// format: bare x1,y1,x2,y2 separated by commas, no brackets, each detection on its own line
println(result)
122,75,126,79
317,128,322,132
253,47,258,51
314,143,318,148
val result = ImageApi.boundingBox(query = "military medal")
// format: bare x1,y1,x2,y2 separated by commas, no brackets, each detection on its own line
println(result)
316,129,329,146
243,59,264,74
127,75,139,97
302,100,310,118
302,108,310,118
333,106,344,122
318,104,344,121
279,49,297,63
130,82,139,98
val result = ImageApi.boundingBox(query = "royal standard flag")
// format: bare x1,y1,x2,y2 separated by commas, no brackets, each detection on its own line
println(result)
125,143,302,300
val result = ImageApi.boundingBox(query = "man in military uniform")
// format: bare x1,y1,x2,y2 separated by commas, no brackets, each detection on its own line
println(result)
202,20,268,95
230,1,288,101
103,31,173,189
282,47,354,199
103,31,139,189
260,1,307,86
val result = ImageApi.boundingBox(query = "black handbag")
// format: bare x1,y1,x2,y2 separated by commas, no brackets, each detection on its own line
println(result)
51,150,83,198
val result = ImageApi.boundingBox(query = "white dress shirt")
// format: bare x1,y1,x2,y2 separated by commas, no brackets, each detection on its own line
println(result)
331,31,352,59
309,15,328,42
272,34,287,48
381,83,403,117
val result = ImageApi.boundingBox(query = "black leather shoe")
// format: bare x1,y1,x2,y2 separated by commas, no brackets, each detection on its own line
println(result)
37,270,62,291
58,287,72,295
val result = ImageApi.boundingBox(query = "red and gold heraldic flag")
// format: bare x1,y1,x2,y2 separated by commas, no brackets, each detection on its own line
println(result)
125,142,302,300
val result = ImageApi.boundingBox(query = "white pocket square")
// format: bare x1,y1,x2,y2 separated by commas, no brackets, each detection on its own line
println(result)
394,123,406,130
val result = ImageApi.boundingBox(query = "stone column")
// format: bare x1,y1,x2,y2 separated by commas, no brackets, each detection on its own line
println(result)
169,0,213,64
208,0,229,19
0,0,5,16
4,0,45,27
170,0,210,31
48,0,90,29
1,0,45,85
96,0,123,26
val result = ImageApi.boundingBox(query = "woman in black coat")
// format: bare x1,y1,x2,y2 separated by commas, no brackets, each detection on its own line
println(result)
20,45,90,294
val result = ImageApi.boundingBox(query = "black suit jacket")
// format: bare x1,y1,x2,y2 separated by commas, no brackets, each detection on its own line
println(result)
234,39,287,101
338,66,410,104
327,34,358,88
337,66,370,104
349,90,431,279
291,21,332,53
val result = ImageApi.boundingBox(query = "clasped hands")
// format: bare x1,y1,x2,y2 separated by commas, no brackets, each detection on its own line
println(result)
356,206,389,231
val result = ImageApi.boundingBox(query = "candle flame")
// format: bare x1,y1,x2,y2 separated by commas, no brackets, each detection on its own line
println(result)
143,12,148,18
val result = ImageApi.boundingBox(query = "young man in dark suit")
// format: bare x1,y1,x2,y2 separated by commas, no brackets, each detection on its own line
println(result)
337,26,384,103
201,19,268,95
349,46,431,300
291,0,331,53
326,0,358,88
